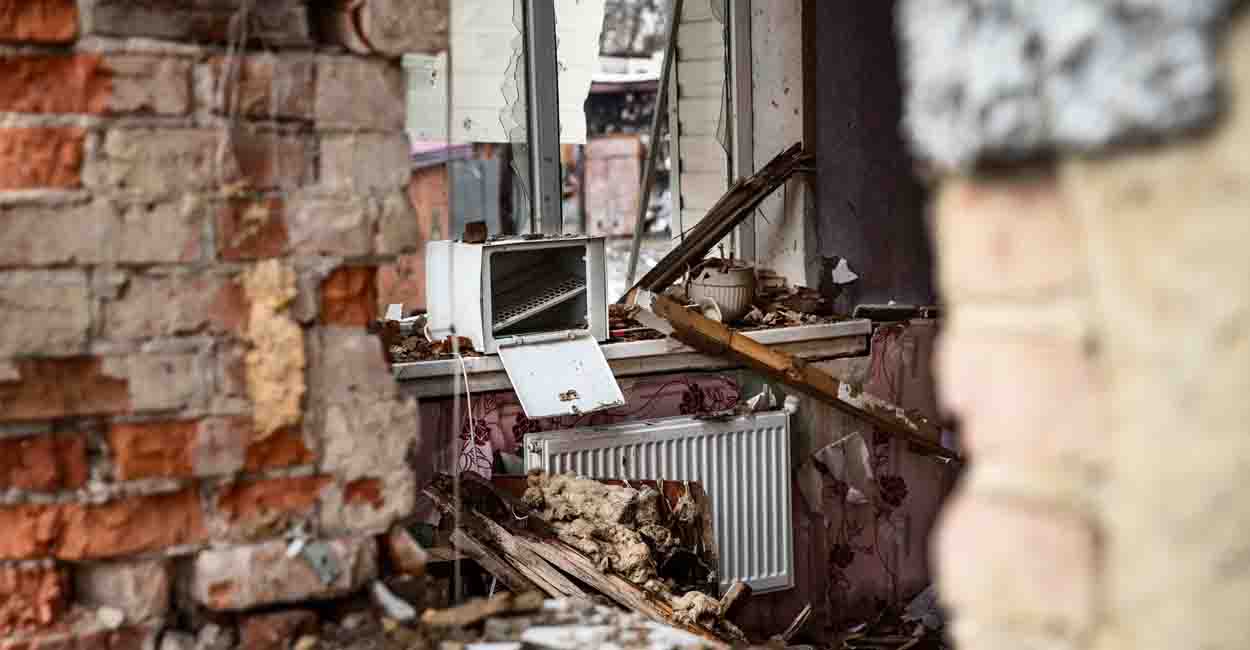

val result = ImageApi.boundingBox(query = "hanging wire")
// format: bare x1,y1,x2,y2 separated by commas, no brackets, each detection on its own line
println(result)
444,5,465,604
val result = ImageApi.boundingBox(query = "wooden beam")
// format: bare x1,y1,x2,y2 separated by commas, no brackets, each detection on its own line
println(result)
448,530,542,595
644,292,961,462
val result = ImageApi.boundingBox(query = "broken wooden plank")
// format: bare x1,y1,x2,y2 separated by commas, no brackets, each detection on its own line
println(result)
424,485,586,599
506,528,729,647
641,292,961,462
776,603,812,643
448,530,542,595
621,143,810,304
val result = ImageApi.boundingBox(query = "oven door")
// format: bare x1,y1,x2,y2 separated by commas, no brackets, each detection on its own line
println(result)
496,330,625,418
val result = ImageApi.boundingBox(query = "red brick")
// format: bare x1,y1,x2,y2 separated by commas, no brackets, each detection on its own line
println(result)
107,420,196,480
242,428,314,473
321,267,378,327
0,490,206,560
216,198,289,261
344,479,384,509
1,618,161,650
0,358,130,422
0,435,88,491
238,610,318,650
59,489,206,560
0,128,84,190
206,55,316,120
0,55,109,114
109,418,313,481
0,1,78,43
215,476,330,525
0,565,68,634
230,132,313,191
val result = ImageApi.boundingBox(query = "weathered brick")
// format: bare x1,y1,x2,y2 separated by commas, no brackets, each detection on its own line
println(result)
102,56,192,115
85,129,225,197
238,610,318,650
316,57,404,131
215,198,289,261
375,192,420,255
190,537,378,611
213,476,330,540
0,0,78,43
109,417,310,481
102,272,247,340
320,268,378,327
74,560,171,622
937,493,1096,647
383,525,428,576
202,55,315,120
0,616,161,650
319,472,414,536
0,54,109,114
309,328,394,404
114,197,205,264
320,132,410,193
0,55,189,116
118,354,201,413
0,270,90,357
0,128,84,190
0,434,87,491
0,358,130,422
82,0,192,40
286,197,371,257
0,199,205,267
189,1,313,47
321,397,417,480
230,131,314,191
0,488,205,560
0,564,68,634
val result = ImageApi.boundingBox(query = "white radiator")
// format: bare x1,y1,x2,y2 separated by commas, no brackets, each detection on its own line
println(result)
522,410,794,593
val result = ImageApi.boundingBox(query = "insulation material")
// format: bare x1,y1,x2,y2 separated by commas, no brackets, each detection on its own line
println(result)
241,260,305,437
408,0,607,144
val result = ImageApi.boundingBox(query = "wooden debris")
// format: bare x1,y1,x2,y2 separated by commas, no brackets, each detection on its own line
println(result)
448,530,541,595
424,475,733,647
642,292,961,463
462,220,488,244
421,592,512,628
621,143,811,304
776,603,812,643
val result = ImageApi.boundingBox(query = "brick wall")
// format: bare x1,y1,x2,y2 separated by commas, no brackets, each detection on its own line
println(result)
0,1,433,646
925,11,1250,650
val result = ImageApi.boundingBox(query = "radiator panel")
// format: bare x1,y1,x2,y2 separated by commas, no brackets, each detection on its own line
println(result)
523,411,794,593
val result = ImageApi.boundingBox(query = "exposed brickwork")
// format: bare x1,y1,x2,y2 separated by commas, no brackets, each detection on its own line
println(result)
321,267,378,327
0,128,84,190
0,0,427,641
215,198,290,261
0,564,68,634
0,488,204,560
238,610,318,650
0,1,78,43
0,435,87,491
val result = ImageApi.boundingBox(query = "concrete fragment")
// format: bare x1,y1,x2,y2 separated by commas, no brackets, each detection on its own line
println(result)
190,537,378,611
370,581,416,622
74,559,172,622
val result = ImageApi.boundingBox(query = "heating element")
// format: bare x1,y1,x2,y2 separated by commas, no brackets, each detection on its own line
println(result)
523,410,794,593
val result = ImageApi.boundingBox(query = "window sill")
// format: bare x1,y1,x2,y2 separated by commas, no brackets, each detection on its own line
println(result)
393,319,872,399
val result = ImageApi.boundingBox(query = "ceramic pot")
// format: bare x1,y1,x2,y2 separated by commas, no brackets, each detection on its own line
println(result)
686,260,756,322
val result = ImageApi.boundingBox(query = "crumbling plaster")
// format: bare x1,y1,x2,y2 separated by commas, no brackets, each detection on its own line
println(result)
899,0,1241,169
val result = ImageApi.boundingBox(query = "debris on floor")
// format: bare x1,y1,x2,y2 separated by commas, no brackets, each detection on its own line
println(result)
423,472,746,645
838,586,947,650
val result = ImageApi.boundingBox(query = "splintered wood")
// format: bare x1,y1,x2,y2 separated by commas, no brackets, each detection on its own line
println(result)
423,473,740,646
